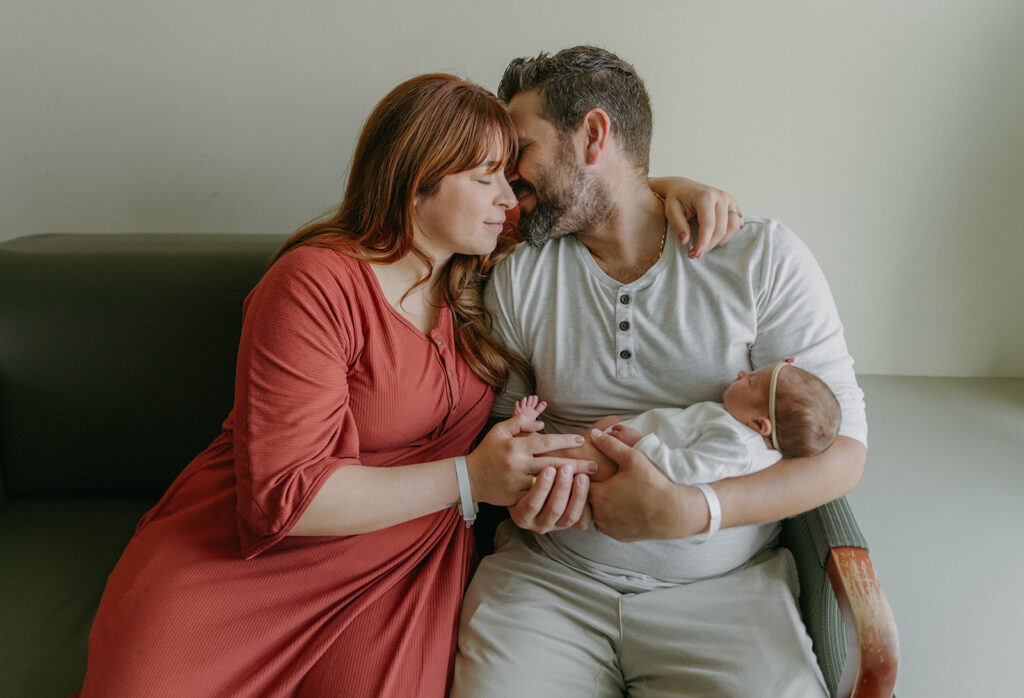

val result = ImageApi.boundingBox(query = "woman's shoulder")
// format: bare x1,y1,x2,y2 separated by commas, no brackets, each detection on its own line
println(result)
263,244,367,297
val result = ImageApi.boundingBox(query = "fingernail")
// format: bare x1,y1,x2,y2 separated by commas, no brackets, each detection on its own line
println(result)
574,435,585,445
560,465,573,478
542,468,554,481
590,429,602,439
586,462,598,474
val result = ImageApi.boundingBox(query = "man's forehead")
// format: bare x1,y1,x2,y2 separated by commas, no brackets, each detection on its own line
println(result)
508,88,542,120
507,89,552,138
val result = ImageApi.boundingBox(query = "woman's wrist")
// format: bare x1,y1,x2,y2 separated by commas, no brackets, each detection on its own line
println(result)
454,455,478,526
463,451,485,505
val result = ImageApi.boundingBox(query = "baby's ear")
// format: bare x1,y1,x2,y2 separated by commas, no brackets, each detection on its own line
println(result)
751,415,773,436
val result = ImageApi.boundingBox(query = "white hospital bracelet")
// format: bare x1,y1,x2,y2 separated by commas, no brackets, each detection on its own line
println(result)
691,483,722,544
454,456,477,527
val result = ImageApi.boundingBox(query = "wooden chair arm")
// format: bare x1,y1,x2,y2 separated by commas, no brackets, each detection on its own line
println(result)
826,546,900,698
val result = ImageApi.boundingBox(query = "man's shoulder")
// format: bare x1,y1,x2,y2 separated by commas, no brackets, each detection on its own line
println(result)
718,215,800,253
695,215,813,277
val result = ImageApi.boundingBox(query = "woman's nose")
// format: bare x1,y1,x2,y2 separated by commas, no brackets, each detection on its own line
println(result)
496,175,516,209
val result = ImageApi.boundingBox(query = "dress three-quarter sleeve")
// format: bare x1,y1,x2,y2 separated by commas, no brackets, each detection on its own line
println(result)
232,247,362,558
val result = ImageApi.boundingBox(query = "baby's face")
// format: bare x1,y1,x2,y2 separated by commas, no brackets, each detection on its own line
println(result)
722,364,776,423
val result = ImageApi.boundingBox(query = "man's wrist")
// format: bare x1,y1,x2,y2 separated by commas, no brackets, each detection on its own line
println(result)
667,483,709,538
650,481,697,538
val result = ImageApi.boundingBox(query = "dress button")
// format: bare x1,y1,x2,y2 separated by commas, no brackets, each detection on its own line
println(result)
448,369,454,377
619,349,632,359
619,321,630,331
620,294,631,305
435,338,443,345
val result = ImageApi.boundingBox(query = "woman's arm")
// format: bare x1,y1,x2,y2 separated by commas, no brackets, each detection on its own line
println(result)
289,416,596,537
649,176,744,258
234,248,594,552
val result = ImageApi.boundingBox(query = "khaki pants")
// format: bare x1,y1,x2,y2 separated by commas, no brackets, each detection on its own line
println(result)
452,522,827,698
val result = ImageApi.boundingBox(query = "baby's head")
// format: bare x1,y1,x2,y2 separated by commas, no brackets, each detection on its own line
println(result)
722,359,840,458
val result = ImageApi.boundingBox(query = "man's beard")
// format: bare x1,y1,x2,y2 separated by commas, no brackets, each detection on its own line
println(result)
516,142,614,247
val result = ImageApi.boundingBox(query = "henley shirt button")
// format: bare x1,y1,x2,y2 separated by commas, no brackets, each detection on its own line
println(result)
619,349,632,359
619,294,631,305
619,321,630,331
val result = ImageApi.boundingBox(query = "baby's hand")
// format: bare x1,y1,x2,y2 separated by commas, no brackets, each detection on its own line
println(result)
513,395,547,422
606,423,644,447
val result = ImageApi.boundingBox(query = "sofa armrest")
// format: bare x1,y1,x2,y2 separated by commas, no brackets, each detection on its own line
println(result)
827,547,899,698
781,497,899,697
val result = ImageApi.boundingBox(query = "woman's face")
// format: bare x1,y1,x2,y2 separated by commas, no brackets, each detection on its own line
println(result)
413,144,517,261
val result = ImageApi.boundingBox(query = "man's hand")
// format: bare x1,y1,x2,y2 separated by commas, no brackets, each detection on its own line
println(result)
649,176,744,259
587,429,707,541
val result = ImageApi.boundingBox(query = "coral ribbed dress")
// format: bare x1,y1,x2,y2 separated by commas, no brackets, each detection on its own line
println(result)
77,245,492,698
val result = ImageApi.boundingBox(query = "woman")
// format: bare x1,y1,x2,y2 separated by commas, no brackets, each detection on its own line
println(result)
77,74,738,697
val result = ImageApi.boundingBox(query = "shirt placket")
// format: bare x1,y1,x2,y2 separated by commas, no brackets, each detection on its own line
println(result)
614,287,637,379
428,329,459,432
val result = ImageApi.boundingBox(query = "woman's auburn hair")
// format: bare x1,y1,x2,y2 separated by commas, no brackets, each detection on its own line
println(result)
272,73,533,392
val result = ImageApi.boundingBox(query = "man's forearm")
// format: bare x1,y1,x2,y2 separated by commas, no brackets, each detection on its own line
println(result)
702,436,865,532
588,430,865,541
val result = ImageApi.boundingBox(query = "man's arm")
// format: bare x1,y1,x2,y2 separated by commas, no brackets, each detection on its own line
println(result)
715,436,865,528
587,430,865,541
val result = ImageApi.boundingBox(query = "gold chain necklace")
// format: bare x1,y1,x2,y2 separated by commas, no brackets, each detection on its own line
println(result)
653,193,668,260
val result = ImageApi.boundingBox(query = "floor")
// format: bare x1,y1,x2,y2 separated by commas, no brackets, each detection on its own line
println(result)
847,375,1024,697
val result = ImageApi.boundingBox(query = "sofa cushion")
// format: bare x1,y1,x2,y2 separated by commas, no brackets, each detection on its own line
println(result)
0,233,283,499
0,497,154,696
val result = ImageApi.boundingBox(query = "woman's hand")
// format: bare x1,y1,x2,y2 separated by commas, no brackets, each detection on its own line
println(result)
508,466,594,534
467,412,596,507
649,176,744,259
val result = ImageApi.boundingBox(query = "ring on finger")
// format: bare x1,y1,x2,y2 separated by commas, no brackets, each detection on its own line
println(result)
727,209,743,217
531,475,537,487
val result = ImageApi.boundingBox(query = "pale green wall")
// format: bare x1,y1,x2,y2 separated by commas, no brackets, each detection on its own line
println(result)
3,1,1022,376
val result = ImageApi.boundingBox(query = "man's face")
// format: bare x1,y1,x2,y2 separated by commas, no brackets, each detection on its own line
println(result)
506,89,612,246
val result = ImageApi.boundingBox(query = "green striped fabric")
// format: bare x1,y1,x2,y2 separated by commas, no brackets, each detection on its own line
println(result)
781,497,868,698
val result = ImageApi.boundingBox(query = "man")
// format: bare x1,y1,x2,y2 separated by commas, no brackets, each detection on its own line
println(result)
451,46,867,697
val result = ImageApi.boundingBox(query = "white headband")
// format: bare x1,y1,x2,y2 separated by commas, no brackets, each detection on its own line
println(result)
767,360,789,451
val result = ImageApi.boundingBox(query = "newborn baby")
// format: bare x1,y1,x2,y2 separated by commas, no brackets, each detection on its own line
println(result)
515,359,841,486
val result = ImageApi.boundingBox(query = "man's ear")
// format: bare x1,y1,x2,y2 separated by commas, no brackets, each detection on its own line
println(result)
580,108,612,165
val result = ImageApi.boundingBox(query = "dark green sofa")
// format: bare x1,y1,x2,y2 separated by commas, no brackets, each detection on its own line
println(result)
0,234,281,696
0,233,896,697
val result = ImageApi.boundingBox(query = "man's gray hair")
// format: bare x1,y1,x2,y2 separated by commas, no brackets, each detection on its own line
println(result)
498,45,653,172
